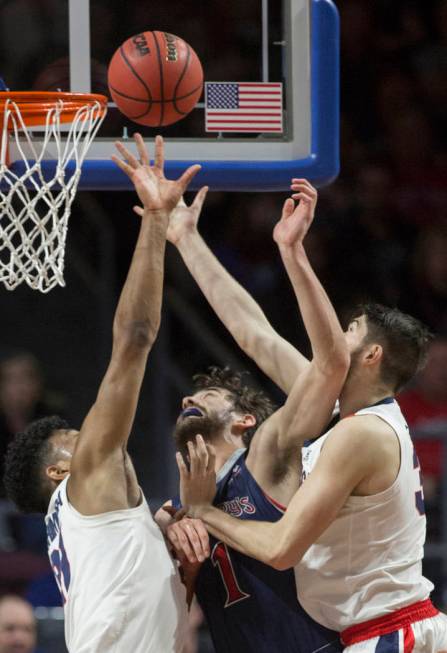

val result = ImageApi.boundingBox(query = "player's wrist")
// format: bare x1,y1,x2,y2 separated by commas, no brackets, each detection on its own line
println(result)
175,227,201,250
187,503,209,519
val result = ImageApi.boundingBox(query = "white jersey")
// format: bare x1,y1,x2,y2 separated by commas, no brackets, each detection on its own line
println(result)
296,398,434,632
45,477,188,653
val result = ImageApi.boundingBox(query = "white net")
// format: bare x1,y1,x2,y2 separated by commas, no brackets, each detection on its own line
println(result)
0,95,106,292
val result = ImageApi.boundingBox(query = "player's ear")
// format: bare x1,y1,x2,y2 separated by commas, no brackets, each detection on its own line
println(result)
46,462,70,481
231,414,256,436
363,343,383,366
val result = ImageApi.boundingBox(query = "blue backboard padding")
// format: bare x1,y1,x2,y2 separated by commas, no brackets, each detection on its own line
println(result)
7,0,339,192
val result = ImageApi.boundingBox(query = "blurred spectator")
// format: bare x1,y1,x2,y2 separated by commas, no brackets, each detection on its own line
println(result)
404,226,447,332
0,350,64,499
399,336,447,509
0,351,64,555
0,594,37,653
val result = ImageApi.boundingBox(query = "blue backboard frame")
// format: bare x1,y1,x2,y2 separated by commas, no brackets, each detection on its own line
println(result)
8,0,339,192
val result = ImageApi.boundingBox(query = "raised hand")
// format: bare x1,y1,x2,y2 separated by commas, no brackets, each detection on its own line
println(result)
166,188,208,245
176,434,217,509
133,187,209,245
273,178,318,247
112,133,201,212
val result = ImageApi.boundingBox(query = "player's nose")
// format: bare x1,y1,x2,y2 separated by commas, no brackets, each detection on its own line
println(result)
181,395,195,409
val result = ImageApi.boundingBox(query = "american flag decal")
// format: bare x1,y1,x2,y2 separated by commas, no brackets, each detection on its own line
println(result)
205,82,283,133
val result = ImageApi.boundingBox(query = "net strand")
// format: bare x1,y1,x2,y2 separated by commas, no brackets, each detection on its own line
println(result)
0,98,106,292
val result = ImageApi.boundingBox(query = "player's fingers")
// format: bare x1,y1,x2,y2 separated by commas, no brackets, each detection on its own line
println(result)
114,141,139,169
111,154,133,177
153,134,165,173
187,440,199,476
176,451,189,478
196,434,209,472
134,132,150,166
281,197,295,219
190,519,210,557
176,196,187,208
291,178,316,190
205,444,216,474
168,525,196,564
133,205,144,217
291,191,312,203
183,522,206,562
178,164,202,194
191,186,209,212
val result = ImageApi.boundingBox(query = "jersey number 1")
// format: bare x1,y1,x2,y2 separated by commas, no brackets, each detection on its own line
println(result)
212,541,250,607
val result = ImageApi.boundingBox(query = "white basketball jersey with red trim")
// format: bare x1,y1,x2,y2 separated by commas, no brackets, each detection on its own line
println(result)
296,398,434,632
46,477,188,652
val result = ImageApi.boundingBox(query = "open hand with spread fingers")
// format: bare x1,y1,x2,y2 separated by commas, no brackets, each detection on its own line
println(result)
176,434,217,511
112,133,201,212
273,178,318,248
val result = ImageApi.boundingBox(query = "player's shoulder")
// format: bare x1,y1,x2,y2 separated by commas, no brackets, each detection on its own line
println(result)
323,412,395,460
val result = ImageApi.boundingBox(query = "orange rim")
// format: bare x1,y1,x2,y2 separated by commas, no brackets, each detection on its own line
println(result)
0,92,108,127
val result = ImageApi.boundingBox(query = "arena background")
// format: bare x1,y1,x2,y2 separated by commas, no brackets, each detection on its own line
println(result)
0,1,446,651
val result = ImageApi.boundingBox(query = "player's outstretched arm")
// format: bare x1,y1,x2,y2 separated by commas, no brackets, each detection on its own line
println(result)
246,181,349,486
179,425,376,569
273,180,350,445
69,135,200,511
145,193,309,394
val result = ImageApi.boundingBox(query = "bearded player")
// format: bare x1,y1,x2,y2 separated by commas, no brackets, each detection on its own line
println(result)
153,180,350,652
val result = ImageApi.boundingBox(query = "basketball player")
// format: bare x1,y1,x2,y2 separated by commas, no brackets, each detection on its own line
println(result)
3,134,200,653
178,205,447,652
153,180,350,652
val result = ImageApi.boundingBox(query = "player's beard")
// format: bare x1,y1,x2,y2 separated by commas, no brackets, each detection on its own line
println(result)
173,410,232,457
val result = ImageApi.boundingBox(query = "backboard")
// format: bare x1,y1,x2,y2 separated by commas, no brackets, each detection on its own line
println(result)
3,0,339,191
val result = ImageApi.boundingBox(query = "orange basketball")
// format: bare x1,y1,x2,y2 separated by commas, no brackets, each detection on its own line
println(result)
108,31,203,127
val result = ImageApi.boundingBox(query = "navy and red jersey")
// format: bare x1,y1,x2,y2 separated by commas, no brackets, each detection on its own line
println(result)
173,449,341,653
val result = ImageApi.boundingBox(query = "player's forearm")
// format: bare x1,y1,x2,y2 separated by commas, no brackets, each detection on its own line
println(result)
190,504,280,566
278,243,348,374
176,231,308,392
113,209,169,346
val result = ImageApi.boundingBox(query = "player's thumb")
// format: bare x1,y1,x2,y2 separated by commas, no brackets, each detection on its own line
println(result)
281,197,295,219
133,205,144,217
192,186,209,212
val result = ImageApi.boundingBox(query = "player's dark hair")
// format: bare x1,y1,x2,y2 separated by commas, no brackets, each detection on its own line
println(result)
192,366,276,446
351,303,432,392
3,415,68,514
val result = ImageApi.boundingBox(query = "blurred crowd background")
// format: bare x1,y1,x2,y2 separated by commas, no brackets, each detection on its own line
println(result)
0,1,446,651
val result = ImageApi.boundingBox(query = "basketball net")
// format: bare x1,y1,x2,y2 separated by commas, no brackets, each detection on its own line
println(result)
0,93,107,292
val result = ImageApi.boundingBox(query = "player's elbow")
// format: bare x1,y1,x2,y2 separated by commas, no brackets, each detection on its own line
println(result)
269,537,302,571
316,342,350,379
114,319,159,351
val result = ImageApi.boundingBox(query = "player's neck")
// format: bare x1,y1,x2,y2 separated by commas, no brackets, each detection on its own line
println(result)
339,378,394,418
213,438,243,473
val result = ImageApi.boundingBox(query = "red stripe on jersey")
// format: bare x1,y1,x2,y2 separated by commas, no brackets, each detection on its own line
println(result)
262,492,286,513
403,625,415,653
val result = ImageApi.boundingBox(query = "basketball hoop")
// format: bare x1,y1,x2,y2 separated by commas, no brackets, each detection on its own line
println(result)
0,91,107,292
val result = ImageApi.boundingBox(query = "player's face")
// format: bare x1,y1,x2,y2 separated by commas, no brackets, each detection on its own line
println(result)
344,315,368,354
174,387,236,449
180,387,234,419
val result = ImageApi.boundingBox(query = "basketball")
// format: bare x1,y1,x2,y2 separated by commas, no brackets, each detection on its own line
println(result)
107,31,203,127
